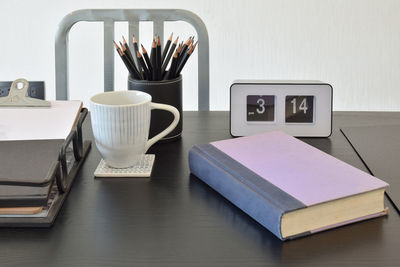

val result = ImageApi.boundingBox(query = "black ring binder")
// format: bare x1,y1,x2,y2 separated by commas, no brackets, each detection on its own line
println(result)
57,108,88,193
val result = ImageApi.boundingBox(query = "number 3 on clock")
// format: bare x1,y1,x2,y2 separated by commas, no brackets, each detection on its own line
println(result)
247,95,275,122
285,96,314,123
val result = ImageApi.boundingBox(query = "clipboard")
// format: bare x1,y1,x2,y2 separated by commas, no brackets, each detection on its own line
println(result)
0,79,91,227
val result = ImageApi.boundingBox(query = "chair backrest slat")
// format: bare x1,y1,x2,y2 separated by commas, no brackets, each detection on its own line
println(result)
128,20,140,67
104,19,115,92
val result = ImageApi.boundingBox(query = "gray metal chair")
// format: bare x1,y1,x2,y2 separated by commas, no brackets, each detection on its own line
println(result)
55,9,210,111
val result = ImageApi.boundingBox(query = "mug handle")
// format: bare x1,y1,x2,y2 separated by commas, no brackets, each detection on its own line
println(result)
145,102,180,151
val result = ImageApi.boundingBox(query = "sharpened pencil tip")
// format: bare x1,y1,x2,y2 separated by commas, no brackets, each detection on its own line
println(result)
177,43,183,53
189,41,198,54
141,44,147,53
119,41,126,51
113,40,120,50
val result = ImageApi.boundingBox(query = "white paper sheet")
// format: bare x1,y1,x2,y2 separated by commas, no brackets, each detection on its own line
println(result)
0,101,82,141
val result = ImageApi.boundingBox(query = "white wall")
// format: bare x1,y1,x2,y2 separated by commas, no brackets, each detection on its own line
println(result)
1,0,399,111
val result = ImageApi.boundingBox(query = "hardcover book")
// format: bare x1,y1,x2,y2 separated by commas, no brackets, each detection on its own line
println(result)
188,131,388,240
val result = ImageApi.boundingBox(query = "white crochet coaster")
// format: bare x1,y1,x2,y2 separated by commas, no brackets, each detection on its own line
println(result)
94,154,155,178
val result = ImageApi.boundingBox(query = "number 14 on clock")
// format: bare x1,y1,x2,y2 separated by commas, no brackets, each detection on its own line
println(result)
285,96,314,123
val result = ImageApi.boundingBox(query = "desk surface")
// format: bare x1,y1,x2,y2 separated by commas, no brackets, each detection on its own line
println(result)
0,111,399,266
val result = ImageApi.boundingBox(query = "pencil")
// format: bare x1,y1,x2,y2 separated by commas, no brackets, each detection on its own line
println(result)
151,35,157,62
161,36,179,74
175,46,190,77
156,36,162,80
137,51,150,80
131,36,140,70
178,37,192,63
174,42,184,70
120,41,142,79
115,43,141,80
114,41,135,76
141,44,153,81
120,42,133,64
175,41,197,76
165,50,179,80
162,32,173,64
151,40,157,80
113,40,120,51
120,39,135,69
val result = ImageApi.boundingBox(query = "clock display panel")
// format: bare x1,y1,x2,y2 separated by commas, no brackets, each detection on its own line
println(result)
246,95,275,122
285,95,314,123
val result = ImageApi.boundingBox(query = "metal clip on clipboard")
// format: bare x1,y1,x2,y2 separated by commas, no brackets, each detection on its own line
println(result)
0,78,50,107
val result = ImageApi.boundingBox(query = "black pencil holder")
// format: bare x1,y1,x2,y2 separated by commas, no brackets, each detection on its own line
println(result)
128,75,183,143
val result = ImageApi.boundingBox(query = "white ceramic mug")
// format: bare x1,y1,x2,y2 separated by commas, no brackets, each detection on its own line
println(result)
90,90,180,168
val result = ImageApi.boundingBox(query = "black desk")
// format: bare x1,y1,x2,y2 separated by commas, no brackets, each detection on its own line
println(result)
0,112,399,266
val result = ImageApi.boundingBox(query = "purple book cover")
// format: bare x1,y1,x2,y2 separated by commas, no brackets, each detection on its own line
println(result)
211,131,388,206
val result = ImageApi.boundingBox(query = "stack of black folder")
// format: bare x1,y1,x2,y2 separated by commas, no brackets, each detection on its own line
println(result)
0,108,91,227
